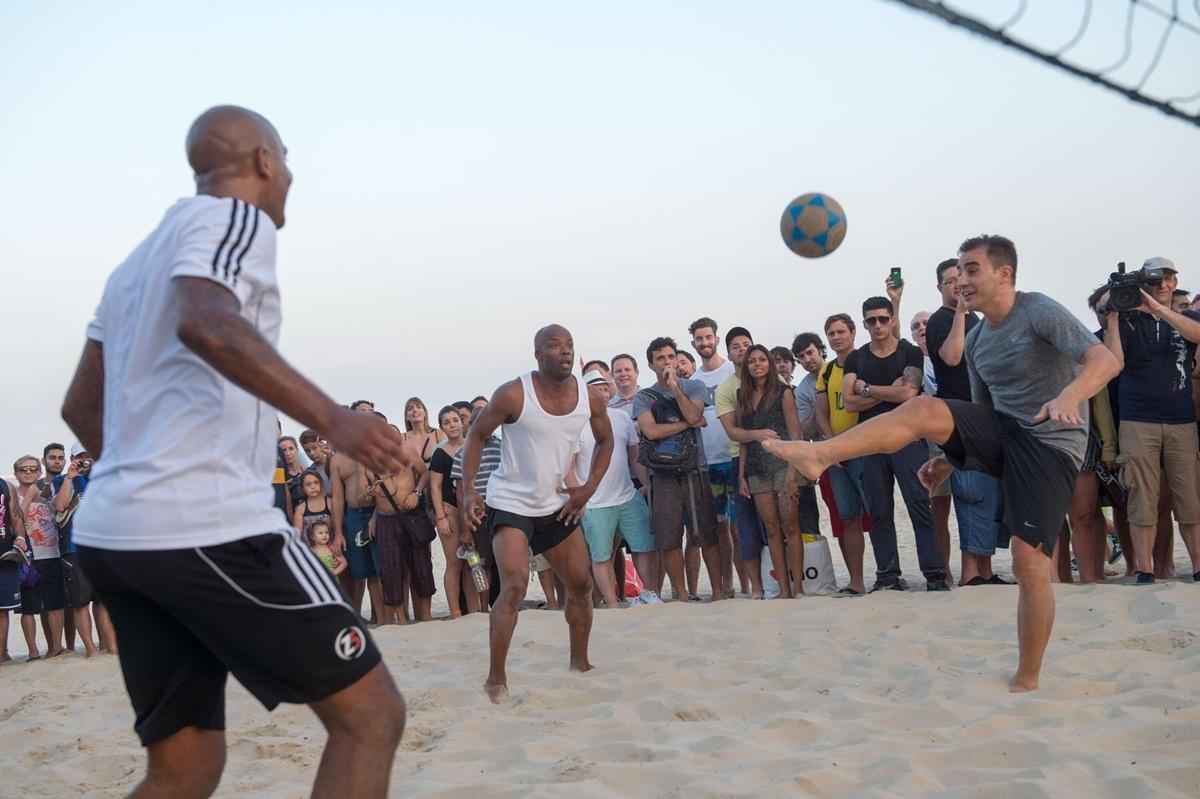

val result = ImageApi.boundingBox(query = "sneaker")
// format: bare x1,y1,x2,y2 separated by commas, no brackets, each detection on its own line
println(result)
640,591,665,605
1135,571,1155,585
869,578,908,593
926,579,951,592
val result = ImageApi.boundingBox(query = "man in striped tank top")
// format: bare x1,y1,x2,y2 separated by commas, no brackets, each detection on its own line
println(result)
461,325,615,703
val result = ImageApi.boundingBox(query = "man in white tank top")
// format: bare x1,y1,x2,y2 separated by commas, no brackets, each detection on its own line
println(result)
461,324,615,704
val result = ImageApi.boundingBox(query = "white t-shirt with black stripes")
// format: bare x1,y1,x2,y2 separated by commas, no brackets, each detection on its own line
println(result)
74,195,287,551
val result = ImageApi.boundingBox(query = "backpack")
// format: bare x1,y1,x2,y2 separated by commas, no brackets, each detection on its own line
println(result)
636,387,700,475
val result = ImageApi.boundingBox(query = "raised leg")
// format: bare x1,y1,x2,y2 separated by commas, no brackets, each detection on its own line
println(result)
764,396,956,481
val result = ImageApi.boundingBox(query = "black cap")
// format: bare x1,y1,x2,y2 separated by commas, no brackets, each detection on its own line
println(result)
725,326,753,349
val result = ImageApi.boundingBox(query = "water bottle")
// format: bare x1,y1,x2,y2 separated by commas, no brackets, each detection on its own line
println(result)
458,546,489,593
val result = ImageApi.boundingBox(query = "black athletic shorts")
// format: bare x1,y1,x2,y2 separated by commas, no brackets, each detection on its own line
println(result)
485,506,575,556
78,531,381,747
21,557,65,614
61,552,94,608
941,400,1078,556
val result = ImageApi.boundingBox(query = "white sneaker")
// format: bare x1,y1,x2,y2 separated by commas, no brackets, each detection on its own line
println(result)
640,591,665,605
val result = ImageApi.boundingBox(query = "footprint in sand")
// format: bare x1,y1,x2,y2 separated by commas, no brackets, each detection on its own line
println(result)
401,725,447,753
1119,630,1196,656
673,707,718,722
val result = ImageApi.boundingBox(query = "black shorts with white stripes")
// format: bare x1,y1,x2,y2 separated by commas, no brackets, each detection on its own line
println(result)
78,531,381,746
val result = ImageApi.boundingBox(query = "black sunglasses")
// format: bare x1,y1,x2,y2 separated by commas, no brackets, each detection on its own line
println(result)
864,316,892,327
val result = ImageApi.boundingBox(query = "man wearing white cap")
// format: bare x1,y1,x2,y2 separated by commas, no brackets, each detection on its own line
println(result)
1106,257,1200,584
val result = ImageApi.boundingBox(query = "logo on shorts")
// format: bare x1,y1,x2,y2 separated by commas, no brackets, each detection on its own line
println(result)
334,627,367,661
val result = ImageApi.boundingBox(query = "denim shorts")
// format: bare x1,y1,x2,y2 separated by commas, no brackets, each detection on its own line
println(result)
582,495,654,561
827,458,868,519
949,469,1009,555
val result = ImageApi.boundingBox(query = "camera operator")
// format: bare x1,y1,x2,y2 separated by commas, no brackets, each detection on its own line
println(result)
1104,257,1200,584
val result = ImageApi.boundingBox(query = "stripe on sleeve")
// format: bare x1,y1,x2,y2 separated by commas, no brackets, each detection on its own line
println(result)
231,207,260,286
223,201,251,280
210,198,241,275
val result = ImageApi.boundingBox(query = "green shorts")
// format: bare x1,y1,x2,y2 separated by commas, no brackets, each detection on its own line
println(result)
581,495,654,561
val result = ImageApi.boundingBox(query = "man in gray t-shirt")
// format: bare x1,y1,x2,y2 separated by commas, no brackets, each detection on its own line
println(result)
763,235,1120,695
966,291,1097,467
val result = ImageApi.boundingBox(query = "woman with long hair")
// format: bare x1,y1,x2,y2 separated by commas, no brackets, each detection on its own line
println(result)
737,344,805,598
404,397,444,510
429,405,481,616
278,436,306,508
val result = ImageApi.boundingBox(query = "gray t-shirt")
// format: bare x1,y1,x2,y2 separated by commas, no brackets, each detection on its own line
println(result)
966,291,1098,466
632,378,709,463
794,371,819,439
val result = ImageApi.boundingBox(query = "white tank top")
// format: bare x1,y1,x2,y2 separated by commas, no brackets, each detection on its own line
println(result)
486,372,591,516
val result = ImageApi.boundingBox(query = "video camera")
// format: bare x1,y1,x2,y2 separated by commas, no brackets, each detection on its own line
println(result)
1103,261,1165,313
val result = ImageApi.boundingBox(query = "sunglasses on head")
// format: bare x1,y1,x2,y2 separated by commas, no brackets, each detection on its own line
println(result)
864,316,892,327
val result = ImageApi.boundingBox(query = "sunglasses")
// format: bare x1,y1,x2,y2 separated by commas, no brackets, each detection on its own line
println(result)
16,466,39,473
864,316,892,327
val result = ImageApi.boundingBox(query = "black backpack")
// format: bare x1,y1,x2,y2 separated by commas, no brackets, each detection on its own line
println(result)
636,387,700,475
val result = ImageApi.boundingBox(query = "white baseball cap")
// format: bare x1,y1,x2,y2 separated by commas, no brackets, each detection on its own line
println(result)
1142,256,1178,274
69,442,89,458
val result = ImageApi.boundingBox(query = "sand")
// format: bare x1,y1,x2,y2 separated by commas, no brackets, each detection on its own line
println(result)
3,502,1199,798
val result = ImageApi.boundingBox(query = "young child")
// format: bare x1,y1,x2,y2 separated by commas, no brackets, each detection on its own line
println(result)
307,520,346,576
292,471,331,540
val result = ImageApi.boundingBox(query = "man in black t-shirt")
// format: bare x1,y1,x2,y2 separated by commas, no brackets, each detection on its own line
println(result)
843,296,947,591
925,258,1007,586
1108,257,1200,583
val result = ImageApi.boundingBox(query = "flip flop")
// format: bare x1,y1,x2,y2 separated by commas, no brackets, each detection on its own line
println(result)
832,587,863,598
986,575,1013,585
963,576,988,587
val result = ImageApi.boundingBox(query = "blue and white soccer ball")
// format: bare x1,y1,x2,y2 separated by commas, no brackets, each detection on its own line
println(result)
779,192,847,258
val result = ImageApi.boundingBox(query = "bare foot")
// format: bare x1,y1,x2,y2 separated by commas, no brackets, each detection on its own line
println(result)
760,440,829,482
27,654,42,662
484,681,509,704
46,648,67,658
449,610,463,620
1009,673,1039,693
0,654,11,665
751,592,764,600
569,659,595,674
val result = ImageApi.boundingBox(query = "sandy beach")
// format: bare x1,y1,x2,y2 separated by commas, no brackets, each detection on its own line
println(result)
4,502,1199,798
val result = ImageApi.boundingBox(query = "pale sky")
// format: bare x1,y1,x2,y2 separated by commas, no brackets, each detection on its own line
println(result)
3,0,1198,457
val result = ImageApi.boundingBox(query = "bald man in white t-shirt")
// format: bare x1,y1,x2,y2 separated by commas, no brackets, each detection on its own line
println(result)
63,106,410,798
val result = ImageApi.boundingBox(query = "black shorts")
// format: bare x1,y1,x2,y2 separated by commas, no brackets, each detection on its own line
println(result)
61,552,94,608
941,400,1079,556
485,506,575,556
21,557,66,614
77,531,381,747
